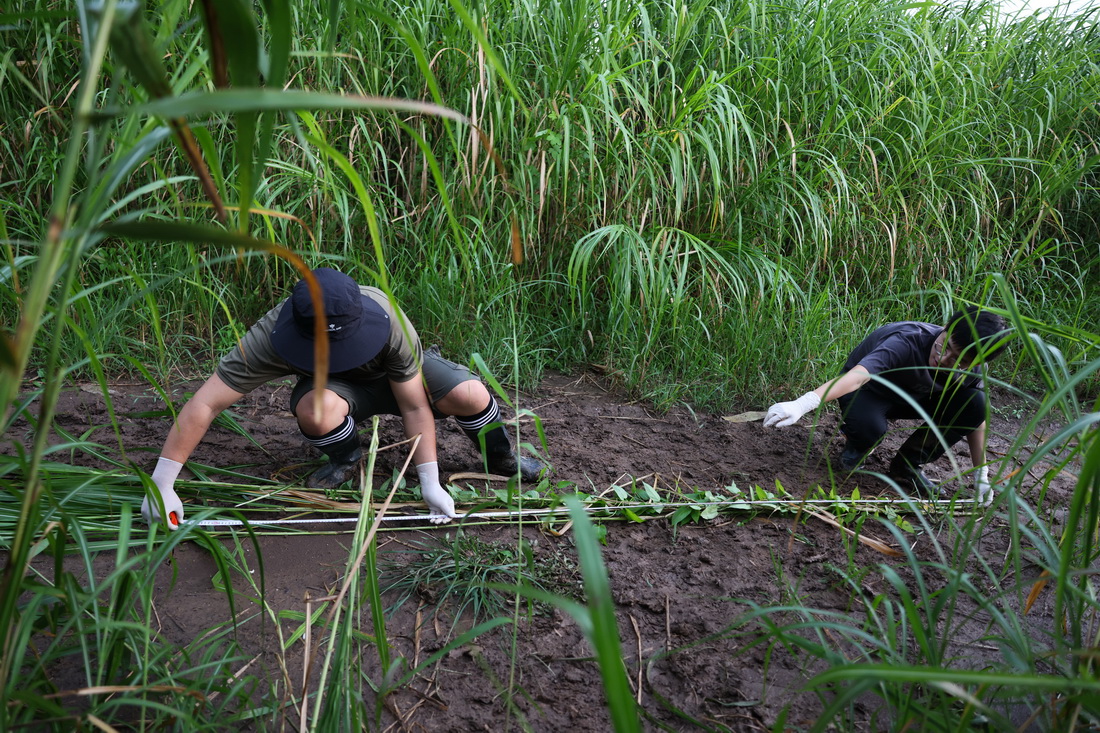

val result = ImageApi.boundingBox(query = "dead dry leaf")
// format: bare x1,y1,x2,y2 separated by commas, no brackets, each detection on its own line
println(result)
808,509,902,557
722,411,767,424
447,471,510,482
1025,570,1051,614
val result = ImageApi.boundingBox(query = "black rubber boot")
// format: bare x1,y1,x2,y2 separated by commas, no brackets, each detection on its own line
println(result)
887,429,946,497
486,448,545,482
302,416,362,489
839,441,874,471
455,398,546,482
307,447,363,489
887,456,940,497
477,424,546,481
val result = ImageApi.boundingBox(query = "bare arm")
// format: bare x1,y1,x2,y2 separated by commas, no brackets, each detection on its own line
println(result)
967,421,987,469
392,374,455,522
765,366,872,428
390,374,438,466
812,366,871,403
160,372,246,463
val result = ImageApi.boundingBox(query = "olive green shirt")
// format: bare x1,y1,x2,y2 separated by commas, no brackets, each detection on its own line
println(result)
216,286,422,394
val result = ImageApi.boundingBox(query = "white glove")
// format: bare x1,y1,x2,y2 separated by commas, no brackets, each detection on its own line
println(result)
975,466,993,507
763,392,822,428
416,461,457,525
141,456,185,529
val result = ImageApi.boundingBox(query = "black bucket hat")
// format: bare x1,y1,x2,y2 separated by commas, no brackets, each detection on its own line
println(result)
270,268,390,373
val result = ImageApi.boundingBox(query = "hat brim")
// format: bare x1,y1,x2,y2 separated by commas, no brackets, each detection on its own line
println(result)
270,294,390,373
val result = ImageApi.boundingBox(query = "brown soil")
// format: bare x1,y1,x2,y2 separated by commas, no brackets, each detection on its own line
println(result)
16,371,1075,731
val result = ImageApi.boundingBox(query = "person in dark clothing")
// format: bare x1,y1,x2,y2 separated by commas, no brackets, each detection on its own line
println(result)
764,307,1009,501
142,267,545,529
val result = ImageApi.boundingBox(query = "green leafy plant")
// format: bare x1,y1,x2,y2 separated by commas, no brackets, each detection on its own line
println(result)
380,528,583,625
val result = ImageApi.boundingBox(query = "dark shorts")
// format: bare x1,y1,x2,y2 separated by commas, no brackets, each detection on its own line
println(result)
288,348,477,421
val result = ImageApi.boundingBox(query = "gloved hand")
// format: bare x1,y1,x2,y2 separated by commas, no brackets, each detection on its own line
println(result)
416,461,457,525
975,466,993,507
763,392,822,428
141,456,184,529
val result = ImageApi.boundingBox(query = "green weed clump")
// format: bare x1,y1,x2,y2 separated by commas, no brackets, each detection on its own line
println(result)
380,529,583,624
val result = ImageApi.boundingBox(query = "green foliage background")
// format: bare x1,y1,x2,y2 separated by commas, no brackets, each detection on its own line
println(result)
2,0,1097,409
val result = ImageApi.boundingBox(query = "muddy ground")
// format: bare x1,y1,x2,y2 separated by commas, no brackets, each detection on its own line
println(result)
14,371,1076,731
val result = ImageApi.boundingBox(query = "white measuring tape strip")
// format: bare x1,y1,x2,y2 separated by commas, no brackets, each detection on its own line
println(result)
183,497,963,528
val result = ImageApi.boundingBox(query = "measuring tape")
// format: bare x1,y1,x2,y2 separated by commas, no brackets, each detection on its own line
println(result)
180,497,964,528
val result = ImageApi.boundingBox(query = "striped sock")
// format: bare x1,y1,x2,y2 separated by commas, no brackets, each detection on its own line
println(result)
454,399,499,434
302,415,359,461
455,399,511,455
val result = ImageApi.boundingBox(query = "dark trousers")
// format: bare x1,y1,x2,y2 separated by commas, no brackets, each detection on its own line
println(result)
838,384,986,465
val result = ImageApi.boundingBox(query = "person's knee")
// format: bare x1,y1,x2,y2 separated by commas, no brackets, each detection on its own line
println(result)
840,396,890,448
434,378,491,416
951,390,987,433
294,389,350,434
842,405,890,446
961,390,987,422
842,417,888,449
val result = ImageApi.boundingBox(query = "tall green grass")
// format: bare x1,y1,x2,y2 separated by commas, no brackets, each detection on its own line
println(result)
2,0,1097,402
2,0,1099,729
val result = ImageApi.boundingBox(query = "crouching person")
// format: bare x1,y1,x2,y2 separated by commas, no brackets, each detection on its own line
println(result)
763,306,1009,501
142,267,545,529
